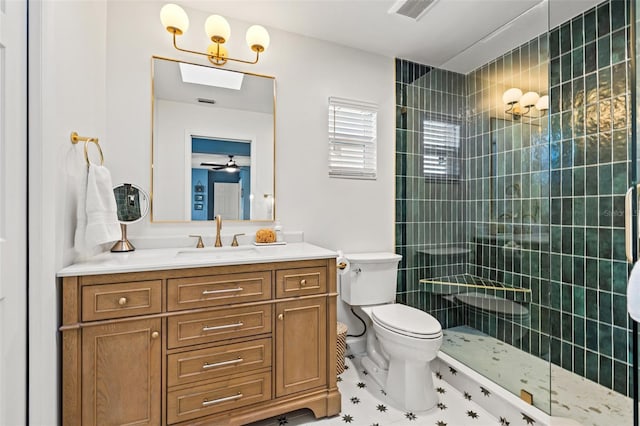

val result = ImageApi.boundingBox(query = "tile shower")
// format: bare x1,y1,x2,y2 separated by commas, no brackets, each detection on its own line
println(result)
395,0,633,420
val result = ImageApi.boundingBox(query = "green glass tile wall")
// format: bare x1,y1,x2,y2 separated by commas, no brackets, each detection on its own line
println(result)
547,0,632,396
395,0,632,397
395,60,468,327
465,33,552,364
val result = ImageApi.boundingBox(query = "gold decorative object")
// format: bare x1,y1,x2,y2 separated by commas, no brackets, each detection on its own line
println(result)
255,228,276,243
160,3,270,66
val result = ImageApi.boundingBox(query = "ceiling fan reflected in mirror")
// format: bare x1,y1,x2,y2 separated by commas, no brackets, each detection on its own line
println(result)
200,155,240,172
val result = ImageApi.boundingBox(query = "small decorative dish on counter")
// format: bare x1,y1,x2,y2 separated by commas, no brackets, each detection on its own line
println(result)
253,241,287,246
254,228,285,245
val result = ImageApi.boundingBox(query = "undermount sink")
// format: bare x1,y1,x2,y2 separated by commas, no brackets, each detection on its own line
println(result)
176,246,260,259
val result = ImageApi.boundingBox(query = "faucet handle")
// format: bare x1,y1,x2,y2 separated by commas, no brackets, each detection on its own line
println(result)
189,234,205,248
231,233,245,247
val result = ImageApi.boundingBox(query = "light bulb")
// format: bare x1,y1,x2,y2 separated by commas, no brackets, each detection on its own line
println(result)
519,91,540,108
160,4,189,35
246,25,270,52
502,88,523,105
535,95,549,111
205,15,231,43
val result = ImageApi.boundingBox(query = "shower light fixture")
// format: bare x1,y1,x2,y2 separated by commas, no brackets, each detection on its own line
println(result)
160,3,270,66
503,88,549,119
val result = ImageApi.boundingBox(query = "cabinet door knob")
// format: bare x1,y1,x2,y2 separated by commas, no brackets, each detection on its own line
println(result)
300,279,307,287
151,331,159,339
277,314,284,321
118,297,128,306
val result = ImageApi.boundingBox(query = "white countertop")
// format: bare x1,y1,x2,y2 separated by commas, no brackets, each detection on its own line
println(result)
57,242,338,277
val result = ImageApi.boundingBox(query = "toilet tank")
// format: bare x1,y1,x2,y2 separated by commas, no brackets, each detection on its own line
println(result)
340,252,402,306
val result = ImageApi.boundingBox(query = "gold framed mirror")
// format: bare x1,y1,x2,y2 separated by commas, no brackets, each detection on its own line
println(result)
150,56,275,222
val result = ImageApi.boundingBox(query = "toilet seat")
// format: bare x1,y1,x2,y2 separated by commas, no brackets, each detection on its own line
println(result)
371,304,442,339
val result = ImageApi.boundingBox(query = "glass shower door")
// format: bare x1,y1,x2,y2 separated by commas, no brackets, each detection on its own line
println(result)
632,1,639,424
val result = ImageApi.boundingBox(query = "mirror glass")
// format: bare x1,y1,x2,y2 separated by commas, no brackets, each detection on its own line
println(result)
113,183,150,224
151,56,275,222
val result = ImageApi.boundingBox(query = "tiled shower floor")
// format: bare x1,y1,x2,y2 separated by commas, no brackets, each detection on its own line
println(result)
250,355,498,425
442,326,632,426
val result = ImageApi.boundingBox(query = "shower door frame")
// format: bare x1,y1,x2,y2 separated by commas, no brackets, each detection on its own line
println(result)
628,0,640,424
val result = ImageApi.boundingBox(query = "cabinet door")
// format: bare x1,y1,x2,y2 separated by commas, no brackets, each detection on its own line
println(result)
275,298,327,397
82,318,161,425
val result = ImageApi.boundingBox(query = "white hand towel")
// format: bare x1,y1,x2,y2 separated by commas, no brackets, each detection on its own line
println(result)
84,164,120,247
628,261,640,322
73,165,89,253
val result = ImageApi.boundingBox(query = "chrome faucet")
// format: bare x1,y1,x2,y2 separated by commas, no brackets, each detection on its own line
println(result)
214,214,223,247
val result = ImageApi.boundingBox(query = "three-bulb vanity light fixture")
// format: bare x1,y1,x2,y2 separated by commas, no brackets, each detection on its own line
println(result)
502,88,549,119
160,3,270,66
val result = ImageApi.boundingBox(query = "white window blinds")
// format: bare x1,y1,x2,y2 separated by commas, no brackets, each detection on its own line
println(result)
423,119,461,179
328,97,378,179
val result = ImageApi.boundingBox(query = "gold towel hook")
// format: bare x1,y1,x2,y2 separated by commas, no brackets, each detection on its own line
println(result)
70,131,104,166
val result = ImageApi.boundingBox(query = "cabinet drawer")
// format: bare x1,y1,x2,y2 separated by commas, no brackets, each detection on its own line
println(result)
167,371,271,424
168,271,272,311
167,338,272,387
276,267,326,298
167,305,272,349
81,280,162,321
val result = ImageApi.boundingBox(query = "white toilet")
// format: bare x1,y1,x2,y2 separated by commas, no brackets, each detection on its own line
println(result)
339,252,443,412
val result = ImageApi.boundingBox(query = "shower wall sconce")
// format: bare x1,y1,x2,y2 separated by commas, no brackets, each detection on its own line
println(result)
502,88,549,119
160,3,270,66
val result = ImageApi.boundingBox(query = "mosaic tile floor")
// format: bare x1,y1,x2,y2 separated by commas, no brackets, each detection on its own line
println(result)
442,326,632,426
250,355,499,426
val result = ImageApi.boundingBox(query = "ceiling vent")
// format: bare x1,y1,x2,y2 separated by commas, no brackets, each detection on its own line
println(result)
388,0,439,21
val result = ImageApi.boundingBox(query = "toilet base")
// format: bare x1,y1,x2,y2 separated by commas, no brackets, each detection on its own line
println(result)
361,355,439,412
361,355,388,390
386,358,439,412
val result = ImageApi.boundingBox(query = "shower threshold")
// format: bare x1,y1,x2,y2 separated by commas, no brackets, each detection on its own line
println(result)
440,326,632,426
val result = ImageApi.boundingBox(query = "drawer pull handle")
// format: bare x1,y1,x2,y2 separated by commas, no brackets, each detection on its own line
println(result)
202,393,243,407
202,287,244,296
118,297,128,306
300,279,307,287
277,313,284,321
202,357,243,370
202,322,244,332
151,331,159,339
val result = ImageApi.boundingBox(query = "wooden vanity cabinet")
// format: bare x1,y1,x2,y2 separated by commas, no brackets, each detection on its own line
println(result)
61,258,340,425
81,318,162,425
275,297,327,397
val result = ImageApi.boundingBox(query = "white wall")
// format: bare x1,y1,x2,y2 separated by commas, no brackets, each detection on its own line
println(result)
1,1,27,424
154,99,273,221
105,1,395,253
29,1,395,423
29,1,108,424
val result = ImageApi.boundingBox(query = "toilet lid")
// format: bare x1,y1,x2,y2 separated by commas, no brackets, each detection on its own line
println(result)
371,304,442,338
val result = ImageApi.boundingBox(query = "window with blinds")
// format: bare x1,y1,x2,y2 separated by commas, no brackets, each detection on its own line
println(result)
328,97,377,179
423,119,461,180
